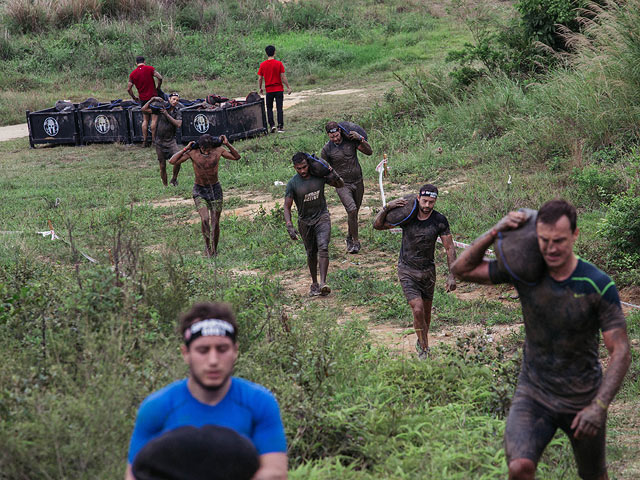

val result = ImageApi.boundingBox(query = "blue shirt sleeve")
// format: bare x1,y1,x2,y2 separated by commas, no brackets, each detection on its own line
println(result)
251,390,287,455
127,393,170,464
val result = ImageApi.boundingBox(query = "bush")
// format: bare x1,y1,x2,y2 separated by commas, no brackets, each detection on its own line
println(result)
570,164,624,205
600,186,640,256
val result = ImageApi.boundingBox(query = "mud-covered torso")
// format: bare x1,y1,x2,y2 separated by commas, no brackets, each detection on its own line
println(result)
489,259,626,411
321,139,362,184
155,107,181,146
285,174,329,224
189,148,225,186
398,211,450,271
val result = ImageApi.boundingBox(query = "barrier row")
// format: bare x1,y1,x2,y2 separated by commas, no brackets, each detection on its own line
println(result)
26,100,268,148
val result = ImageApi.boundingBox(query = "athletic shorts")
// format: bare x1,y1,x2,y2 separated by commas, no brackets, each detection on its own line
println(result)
398,263,436,301
299,213,331,259
336,180,364,213
155,141,179,162
505,389,607,479
193,182,223,213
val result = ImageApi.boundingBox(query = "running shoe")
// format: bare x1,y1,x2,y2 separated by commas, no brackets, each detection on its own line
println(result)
416,340,430,360
350,240,361,254
169,178,178,187
319,283,331,296
309,283,321,297
346,235,354,253
277,128,285,133
270,126,277,133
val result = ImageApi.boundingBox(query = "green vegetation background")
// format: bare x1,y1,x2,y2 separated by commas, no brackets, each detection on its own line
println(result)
1,0,639,478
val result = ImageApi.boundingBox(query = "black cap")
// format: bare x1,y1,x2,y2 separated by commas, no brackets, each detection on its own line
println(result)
132,425,260,480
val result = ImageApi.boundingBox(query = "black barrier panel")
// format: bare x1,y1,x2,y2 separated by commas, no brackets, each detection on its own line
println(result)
128,106,183,144
225,101,267,142
79,107,130,144
180,105,227,143
26,106,80,148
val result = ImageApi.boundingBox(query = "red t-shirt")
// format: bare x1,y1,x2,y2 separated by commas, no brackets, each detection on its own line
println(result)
258,59,285,93
129,65,157,102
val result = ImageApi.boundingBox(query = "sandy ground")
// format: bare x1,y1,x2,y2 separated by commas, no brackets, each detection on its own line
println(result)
0,123,29,141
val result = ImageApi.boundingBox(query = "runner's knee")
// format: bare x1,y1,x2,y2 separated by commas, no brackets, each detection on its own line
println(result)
317,248,329,259
508,458,535,480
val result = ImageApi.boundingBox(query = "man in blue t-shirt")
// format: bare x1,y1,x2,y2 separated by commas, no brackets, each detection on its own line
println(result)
125,302,287,480
451,199,631,480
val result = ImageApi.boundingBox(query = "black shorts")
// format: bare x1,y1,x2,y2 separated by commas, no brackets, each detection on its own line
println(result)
336,180,364,213
193,182,223,212
398,264,436,301
505,389,607,479
155,141,179,162
299,213,331,259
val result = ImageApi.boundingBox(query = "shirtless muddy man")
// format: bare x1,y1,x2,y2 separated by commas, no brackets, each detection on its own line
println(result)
169,134,240,257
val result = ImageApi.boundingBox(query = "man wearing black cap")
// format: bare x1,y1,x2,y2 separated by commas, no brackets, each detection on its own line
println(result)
125,302,288,480
321,121,372,254
451,199,630,480
373,184,457,359
142,93,182,186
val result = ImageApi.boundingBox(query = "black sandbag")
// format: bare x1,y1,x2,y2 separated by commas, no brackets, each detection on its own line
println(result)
120,100,137,108
246,91,261,103
495,208,545,285
338,121,367,141
385,194,418,226
305,153,332,178
149,98,167,114
78,97,99,110
132,425,259,480
55,100,74,112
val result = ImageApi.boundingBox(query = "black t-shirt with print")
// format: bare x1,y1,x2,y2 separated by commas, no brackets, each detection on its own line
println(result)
285,174,330,224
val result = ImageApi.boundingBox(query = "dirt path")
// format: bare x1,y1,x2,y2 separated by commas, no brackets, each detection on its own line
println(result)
0,123,29,142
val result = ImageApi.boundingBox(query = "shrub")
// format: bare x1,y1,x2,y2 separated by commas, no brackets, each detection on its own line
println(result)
600,185,640,255
570,164,624,205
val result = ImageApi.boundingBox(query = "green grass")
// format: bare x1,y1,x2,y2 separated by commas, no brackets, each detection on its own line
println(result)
2,0,640,478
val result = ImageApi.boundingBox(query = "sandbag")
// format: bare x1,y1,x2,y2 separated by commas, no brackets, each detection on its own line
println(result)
245,91,261,103
206,94,229,105
55,100,74,112
385,194,418,226
339,121,367,141
495,208,545,285
305,153,332,178
149,98,167,114
78,97,99,110
132,425,259,480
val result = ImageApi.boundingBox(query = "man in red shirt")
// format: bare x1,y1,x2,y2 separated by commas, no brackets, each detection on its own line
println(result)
128,56,163,145
258,45,291,133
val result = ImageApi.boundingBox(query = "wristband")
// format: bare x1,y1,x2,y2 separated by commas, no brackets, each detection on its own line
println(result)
490,228,498,238
595,398,608,410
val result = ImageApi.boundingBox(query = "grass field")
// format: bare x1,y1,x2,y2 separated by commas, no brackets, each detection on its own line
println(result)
1,0,639,478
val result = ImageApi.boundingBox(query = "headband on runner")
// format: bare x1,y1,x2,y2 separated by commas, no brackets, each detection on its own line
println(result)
419,189,438,198
327,127,339,133
184,319,236,346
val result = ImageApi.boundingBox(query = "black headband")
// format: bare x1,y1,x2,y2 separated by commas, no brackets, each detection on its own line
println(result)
419,189,438,198
184,319,236,346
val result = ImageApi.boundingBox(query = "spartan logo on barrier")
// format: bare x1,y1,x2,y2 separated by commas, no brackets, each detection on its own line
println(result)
94,115,111,135
43,117,59,137
194,114,210,134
